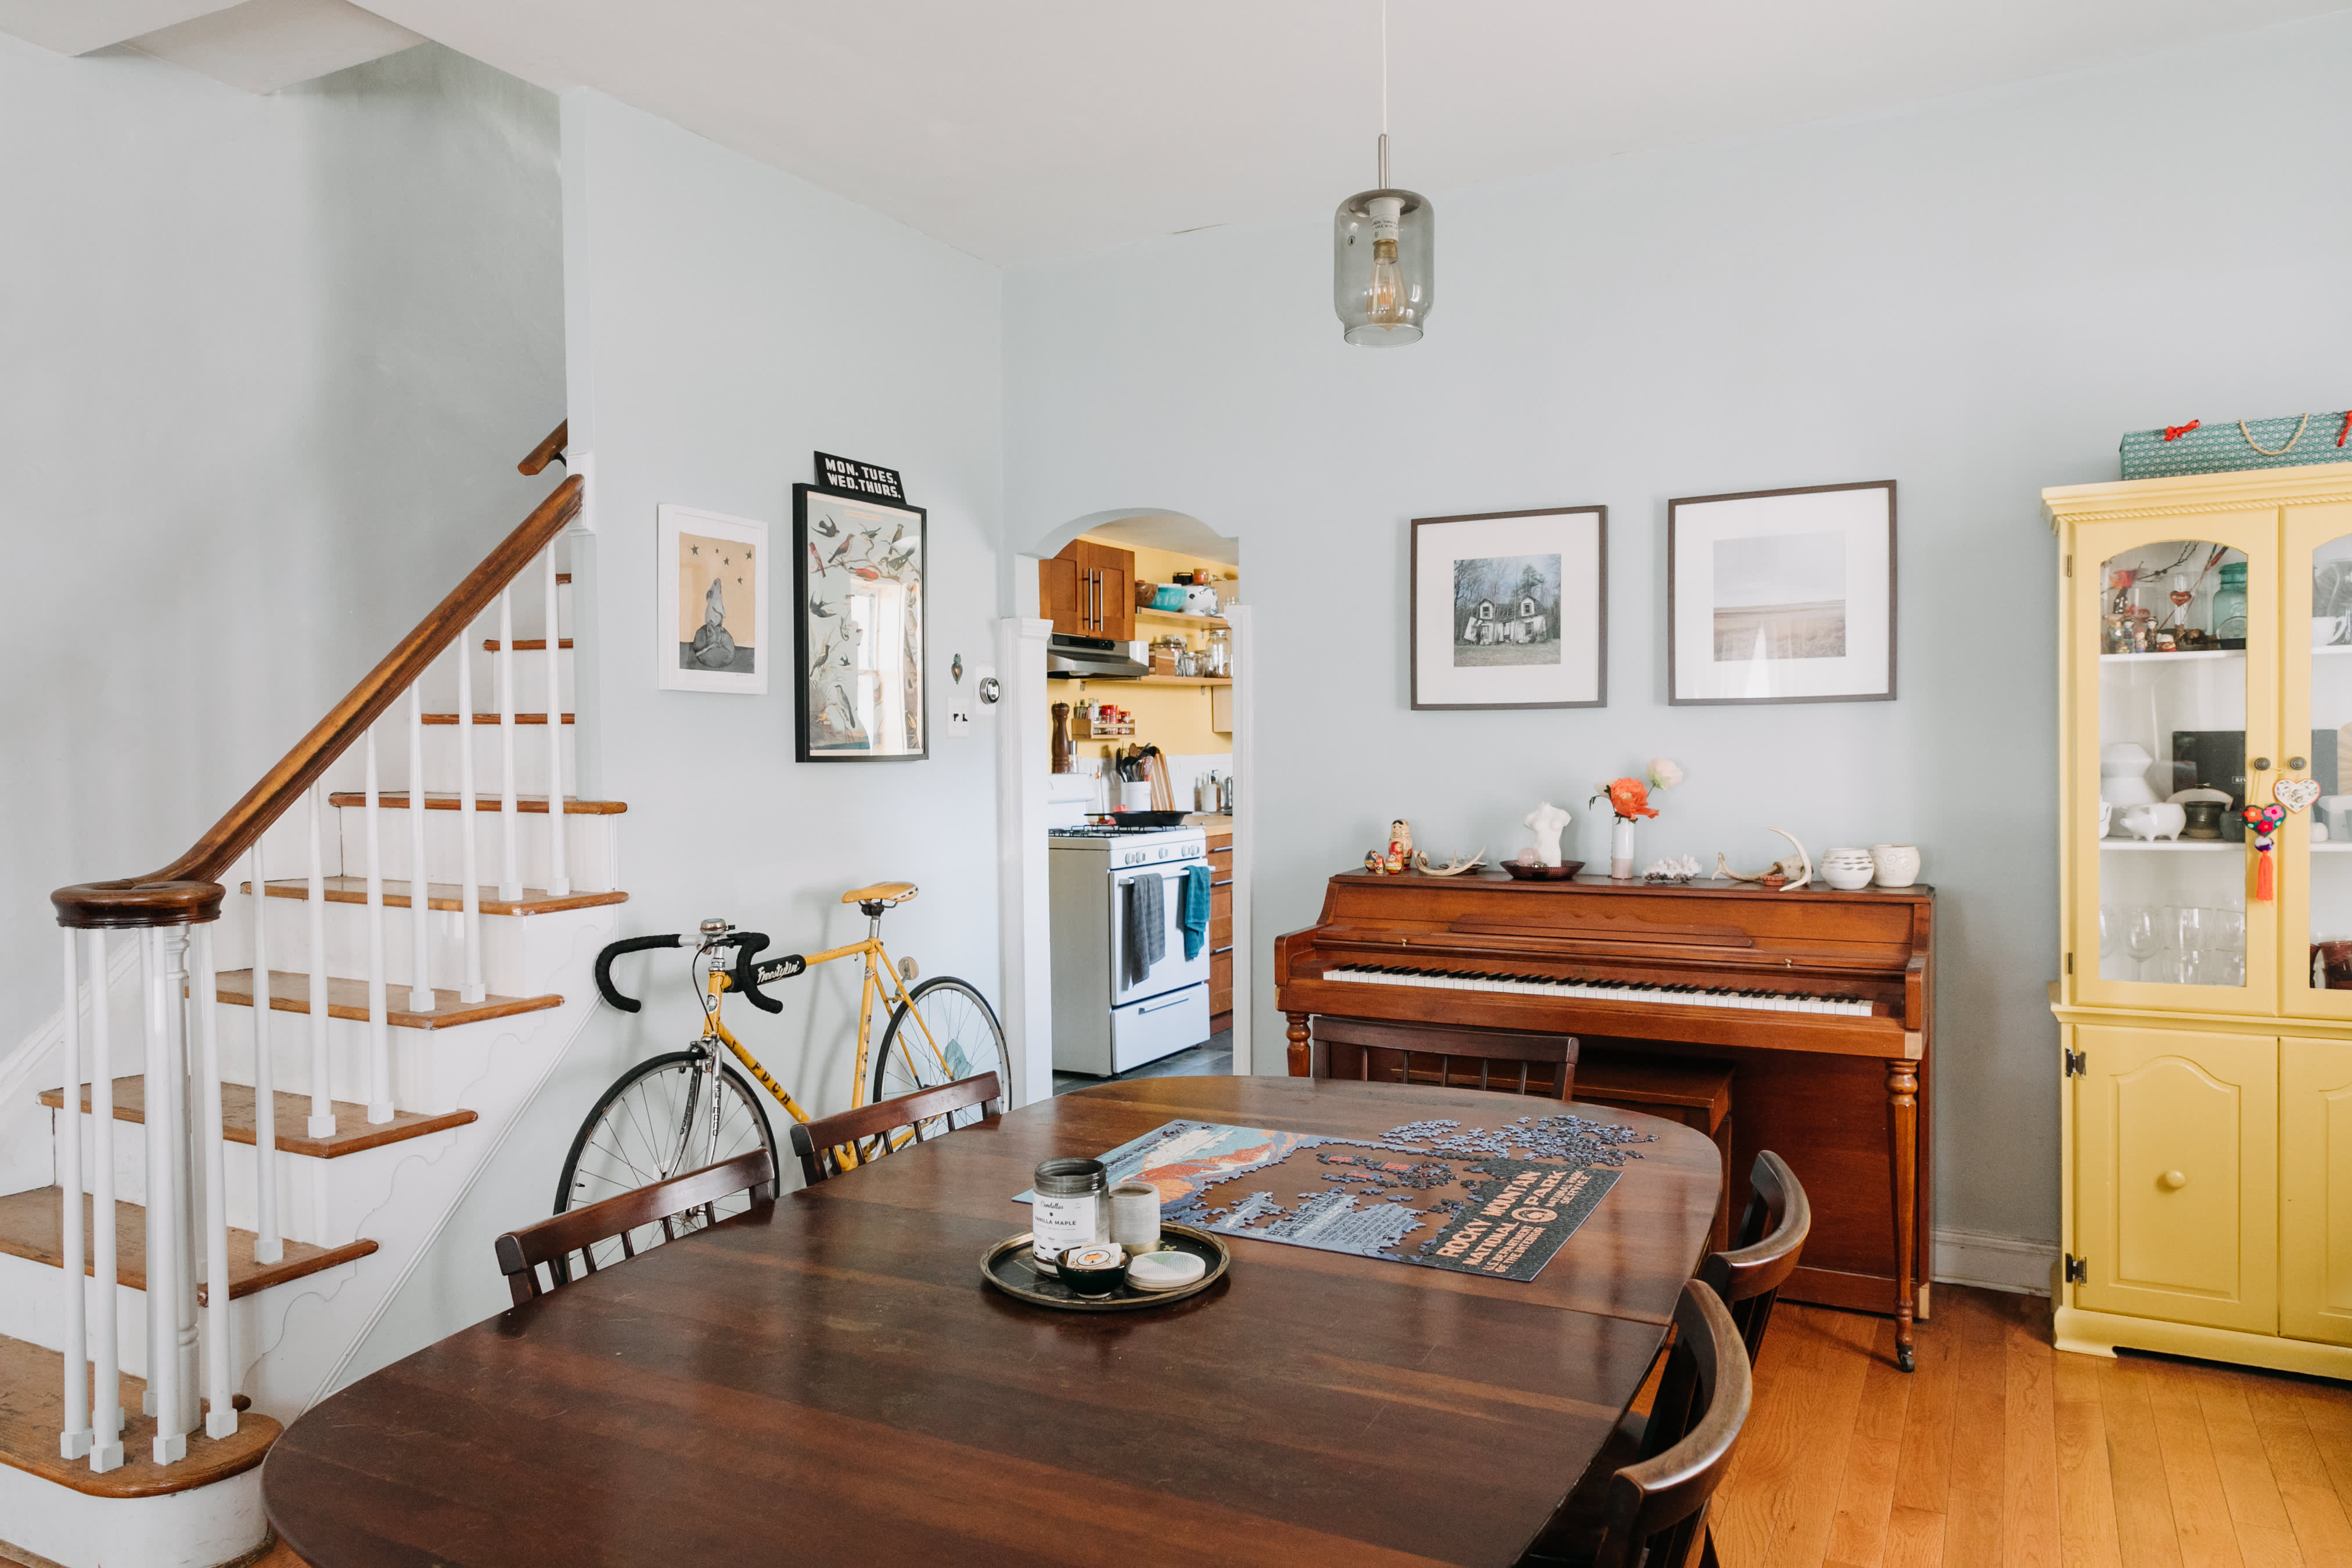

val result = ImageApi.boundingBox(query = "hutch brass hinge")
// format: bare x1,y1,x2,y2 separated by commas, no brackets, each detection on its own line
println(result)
2064,952,2073,974
2063,555,2072,577
2064,1047,2086,1077
2064,1254,2088,1284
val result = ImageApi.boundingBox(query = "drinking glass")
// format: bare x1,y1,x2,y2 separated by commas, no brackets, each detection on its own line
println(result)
2174,907,2209,984
2124,907,2164,981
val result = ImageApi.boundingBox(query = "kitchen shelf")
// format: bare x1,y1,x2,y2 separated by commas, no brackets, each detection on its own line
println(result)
2100,839,2235,851
1135,607,1230,630
2099,649,2243,664
1136,674,1233,686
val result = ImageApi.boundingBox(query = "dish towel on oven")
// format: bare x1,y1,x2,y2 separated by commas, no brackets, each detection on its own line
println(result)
1124,872,1166,988
1180,863,1212,960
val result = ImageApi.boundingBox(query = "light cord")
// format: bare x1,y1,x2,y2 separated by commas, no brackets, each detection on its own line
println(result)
1381,0,1389,136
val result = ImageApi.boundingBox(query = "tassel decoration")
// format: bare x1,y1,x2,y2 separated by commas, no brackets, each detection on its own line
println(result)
2244,803,2288,903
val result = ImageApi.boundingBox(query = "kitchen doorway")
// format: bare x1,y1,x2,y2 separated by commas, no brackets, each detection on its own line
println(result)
995,510,1253,1109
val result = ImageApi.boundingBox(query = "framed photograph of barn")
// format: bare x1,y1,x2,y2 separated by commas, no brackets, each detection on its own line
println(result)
1666,480,1896,705
1410,505,1606,710
793,484,927,760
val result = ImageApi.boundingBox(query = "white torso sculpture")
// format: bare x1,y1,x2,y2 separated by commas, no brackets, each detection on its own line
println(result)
1523,801,1572,866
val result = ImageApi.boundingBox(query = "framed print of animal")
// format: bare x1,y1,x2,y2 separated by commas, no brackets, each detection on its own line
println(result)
1410,505,1606,710
794,484,927,761
1667,480,1895,706
657,504,768,695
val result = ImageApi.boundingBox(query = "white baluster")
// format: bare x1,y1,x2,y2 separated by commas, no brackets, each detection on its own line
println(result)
57,929,91,1461
364,731,393,1124
164,926,197,1448
498,591,520,900
305,785,334,1137
86,929,122,1473
543,548,570,896
406,685,433,1012
247,846,280,1264
142,929,187,1462
193,925,236,1439
458,621,485,1003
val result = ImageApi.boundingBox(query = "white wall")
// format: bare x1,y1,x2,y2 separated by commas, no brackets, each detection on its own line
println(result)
350,88,1006,1372
1001,13,2352,1246
0,38,564,1055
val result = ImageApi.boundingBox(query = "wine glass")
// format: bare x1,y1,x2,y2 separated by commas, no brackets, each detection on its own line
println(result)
2174,907,2209,985
2211,908,2246,986
2124,907,2164,981
2099,905,2118,973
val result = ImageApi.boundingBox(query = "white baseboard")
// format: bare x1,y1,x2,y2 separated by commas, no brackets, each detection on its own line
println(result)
1933,1225,2058,1297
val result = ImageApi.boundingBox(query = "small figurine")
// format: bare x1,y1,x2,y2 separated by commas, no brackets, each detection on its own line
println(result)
1523,803,1572,867
1384,818,1413,874
1364,850,1387,874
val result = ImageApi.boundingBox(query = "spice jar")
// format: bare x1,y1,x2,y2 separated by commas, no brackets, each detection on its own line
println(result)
1031,1158,1107,1264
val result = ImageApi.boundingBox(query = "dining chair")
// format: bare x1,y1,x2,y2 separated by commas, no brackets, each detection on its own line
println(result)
1699,1149,1811,1365
1310,1015,1579,1101
494,1148,777,1306
789,1070,1002,1185
1518,1279,1752,1568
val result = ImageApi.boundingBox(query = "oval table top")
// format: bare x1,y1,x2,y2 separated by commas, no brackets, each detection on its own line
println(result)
265,1075,1721,1568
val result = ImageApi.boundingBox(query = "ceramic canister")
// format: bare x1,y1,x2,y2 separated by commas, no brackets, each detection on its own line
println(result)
1821,848,1876,890
1870,844,1921,887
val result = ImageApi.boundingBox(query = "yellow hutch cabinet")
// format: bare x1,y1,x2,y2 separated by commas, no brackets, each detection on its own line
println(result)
2048,461,2352,1378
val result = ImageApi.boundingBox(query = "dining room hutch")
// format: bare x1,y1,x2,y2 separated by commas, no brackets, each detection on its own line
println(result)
2048,461,2352,1377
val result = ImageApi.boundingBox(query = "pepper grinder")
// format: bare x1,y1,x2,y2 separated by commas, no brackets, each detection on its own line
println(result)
1051,702,1073,774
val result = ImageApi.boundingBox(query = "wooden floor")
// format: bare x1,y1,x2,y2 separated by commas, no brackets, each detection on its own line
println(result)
1711,1284,2352,1568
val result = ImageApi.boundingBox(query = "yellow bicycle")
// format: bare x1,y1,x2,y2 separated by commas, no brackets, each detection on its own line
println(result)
556,882,1006,1250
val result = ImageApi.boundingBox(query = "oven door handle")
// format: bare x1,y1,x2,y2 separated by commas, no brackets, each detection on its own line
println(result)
1135,989,1195,1015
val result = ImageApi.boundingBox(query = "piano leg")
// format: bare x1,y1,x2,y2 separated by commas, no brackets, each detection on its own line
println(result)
1886,1058,1919,1373
1287,1013,1312,1077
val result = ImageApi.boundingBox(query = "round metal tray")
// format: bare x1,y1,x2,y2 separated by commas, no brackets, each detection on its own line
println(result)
981,1224,1231,1312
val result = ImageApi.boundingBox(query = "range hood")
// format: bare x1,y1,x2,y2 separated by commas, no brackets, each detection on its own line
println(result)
1047,632,1148,679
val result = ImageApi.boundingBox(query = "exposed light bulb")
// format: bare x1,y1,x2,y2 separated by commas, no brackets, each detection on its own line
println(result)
1364,195,1407,326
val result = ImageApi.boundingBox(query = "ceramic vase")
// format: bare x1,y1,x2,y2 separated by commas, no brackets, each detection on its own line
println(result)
1821,847,1876,890
1611,819,1637,880
1871,844,1921,887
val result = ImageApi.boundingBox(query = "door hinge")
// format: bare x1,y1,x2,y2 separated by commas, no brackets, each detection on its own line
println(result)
2063,555,2072,577
2064,1047,2086,1077
2064,1254,2088,1284
2064,952,2073,975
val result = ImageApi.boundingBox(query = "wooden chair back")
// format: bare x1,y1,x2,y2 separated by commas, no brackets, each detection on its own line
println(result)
494,1148,776,1306
789,1071,1002,1185
1696,1149,1810,1364
1590,1279,1752,1568
1312,1016,1578,1101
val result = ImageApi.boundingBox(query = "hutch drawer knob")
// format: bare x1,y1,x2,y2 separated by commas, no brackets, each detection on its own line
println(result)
2253,758,2272,772
2160,1170,2188,1190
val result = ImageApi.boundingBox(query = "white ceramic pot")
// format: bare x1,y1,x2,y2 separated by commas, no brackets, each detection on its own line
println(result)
1821,847,1876,890
2119,802,2187,841
2099,741,2160,807
1871,844,1922,887
2099,799,2114,839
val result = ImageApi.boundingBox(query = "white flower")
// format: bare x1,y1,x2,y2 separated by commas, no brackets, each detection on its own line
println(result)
1648,758,1684,792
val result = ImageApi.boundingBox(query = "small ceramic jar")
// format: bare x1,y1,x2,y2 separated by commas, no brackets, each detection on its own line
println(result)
1821,848,1876,890
1870,844,1921,887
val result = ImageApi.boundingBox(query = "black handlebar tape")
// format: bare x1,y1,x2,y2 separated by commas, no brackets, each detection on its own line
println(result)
594,933,681,1012
724,933,782,1013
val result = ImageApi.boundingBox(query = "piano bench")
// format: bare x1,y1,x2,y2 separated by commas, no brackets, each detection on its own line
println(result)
1573,1052,1737,1254
1309,1016,1578,1101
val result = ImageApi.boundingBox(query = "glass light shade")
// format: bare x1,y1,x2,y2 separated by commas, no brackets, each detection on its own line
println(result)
1334,187,1433,346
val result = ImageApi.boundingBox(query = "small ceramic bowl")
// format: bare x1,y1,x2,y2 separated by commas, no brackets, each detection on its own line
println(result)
1056,1243,1127,1296
1502,860,1584,881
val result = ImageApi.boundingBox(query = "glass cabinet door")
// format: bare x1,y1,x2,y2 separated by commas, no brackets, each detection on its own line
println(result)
2282,501,2352,1019
2071,515,2278,1012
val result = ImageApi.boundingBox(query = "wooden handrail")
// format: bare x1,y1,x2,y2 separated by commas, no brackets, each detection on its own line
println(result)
53,475,584,930
517,420,567,476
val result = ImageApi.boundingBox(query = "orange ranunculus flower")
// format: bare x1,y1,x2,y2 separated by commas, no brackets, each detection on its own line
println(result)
1607,778,1657,820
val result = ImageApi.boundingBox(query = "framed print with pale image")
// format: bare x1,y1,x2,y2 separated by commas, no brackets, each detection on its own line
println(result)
657,504,768,695
1411,505,1607,710
793,484,927,761
1667,480,1896,705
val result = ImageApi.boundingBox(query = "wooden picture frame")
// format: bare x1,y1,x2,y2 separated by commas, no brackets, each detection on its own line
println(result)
1667,480,1896,706
1410,506,1607,710
793,484,927,761
657,504,768,695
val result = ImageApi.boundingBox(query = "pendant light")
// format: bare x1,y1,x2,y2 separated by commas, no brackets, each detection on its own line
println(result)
1333,0,1433,346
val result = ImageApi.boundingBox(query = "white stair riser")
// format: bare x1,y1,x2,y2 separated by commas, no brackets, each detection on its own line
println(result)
0,1444,265,1568
220,889,580,999
0,1249,273,1383
465,645,573,714
417,721,577,797
336,804,619,893
214,1003,560,1116
64,1110,461,1247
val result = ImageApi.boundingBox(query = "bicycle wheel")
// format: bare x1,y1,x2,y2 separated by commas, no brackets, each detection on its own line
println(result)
555,1049,779,1270
872,977,1009,1132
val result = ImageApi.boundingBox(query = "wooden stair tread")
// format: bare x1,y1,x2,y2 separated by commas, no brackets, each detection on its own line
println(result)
239,876,625,917
418,711,573,724
0,1332,279,1499
481,638,571,650
326,791,624,815
214,970,562,1031
39,1078,476,1160
0,1189,376,1306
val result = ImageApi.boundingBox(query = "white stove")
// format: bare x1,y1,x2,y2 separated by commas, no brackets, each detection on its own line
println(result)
1048,825,1212,1075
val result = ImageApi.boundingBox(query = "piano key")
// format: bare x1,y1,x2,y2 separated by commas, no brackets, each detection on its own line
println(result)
1315,963,1875,1016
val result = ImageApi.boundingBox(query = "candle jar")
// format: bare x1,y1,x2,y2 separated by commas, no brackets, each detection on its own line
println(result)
1031,1159,1107,1265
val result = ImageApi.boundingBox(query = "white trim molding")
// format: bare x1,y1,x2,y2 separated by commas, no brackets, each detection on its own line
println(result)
1932,1225,2058,1297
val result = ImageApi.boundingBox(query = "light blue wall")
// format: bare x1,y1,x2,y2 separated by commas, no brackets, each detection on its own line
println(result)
1001,13,2352,1245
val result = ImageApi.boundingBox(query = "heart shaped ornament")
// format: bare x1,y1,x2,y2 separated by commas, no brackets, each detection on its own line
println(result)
2276,776,2323,813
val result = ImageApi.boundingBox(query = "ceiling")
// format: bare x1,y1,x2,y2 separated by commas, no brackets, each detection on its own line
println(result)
10,1,2347,262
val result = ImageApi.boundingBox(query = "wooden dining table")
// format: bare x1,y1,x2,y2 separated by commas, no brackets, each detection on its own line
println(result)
264,1075,1721,1567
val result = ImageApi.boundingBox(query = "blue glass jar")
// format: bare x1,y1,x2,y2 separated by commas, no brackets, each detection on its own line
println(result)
2214,560,2248,648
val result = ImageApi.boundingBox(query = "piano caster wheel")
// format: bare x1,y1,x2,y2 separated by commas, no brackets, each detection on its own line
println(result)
1896,1345,1915,1373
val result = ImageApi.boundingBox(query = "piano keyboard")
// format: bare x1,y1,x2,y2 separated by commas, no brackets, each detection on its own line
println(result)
1322,963,1876,1017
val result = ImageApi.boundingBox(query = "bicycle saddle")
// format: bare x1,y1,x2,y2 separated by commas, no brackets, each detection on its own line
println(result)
840,881,918,907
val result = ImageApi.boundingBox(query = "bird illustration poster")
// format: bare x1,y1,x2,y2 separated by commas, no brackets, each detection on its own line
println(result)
656,505,769,695
793,483,926,761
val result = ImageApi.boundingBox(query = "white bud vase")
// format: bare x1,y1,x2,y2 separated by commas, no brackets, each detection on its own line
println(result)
1611,819,1637,880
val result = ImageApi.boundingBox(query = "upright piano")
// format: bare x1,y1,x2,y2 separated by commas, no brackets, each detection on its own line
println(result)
1275,871,1933,1370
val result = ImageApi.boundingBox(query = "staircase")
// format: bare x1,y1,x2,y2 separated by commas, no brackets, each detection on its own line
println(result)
0,433,628,1568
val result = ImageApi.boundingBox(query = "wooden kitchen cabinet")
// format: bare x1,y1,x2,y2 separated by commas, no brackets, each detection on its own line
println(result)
1040,555,1087,636
2282,1036,2352,1345
1207,826,1233,1027
1040,538,1135,640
